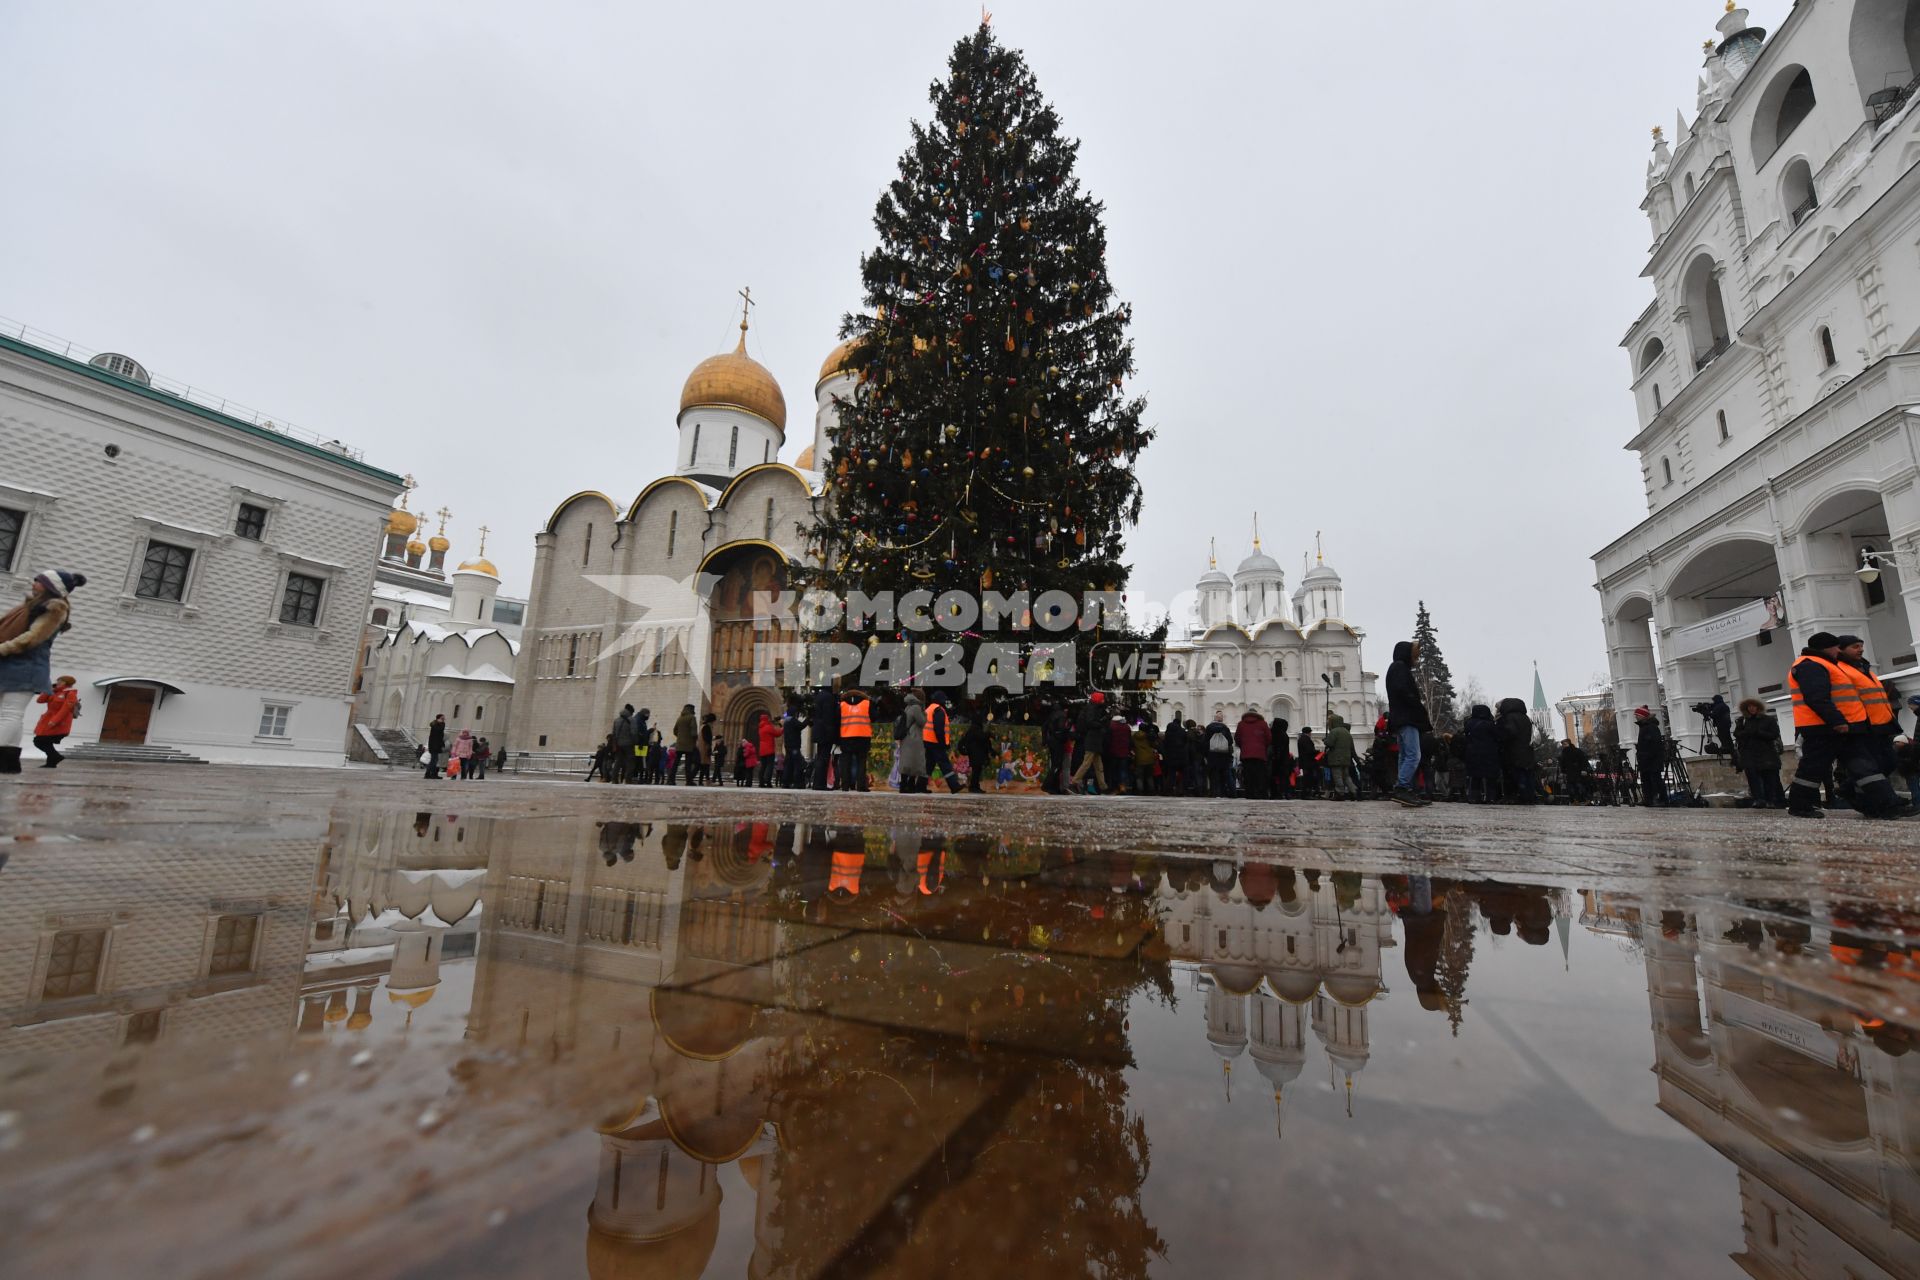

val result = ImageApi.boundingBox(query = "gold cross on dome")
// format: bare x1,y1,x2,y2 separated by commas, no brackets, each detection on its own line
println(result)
477,525,490,555
738,285,755,333
435,505,452,535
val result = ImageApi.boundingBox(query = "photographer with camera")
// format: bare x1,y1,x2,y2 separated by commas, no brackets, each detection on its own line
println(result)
1689,694,1734,758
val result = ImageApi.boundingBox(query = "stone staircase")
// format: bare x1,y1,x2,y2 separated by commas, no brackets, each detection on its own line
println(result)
58,741,209,765
350,724,419,766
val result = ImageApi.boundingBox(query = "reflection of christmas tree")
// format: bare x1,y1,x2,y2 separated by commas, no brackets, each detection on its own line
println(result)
1439,885,1476,1036
763,845,1169,1276
809,20,1151,687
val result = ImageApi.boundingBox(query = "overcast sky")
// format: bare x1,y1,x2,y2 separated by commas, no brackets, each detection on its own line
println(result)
0,0,1750,704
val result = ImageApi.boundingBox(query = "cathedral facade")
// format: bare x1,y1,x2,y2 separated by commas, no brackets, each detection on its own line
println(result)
505,309,856,757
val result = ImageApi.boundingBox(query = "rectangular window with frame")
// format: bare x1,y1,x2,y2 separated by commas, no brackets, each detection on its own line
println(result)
0,505,22,572
208,914,259,976
567,635,580,677
280,572,324,625
234,503,268,541
43,929,106,1000
258,703,292,738
137,541,193,602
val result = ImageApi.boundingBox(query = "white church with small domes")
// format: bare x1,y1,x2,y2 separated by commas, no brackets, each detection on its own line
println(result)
1154,528,1379,746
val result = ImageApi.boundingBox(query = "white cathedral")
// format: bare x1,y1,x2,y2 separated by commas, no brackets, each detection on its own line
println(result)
506,303,853,755
1154,534,1379,744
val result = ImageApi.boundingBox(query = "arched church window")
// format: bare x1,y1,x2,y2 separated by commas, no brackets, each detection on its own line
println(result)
1653,383,1663,410
1273,659,1284,678
1661,458,1673,485
1819,325,1837,368
667,510,678,558
1753,66,1816,165
1684,172,1696,201
764,497,775,540
1329,671,1342,687
691,423,701,463
728,425,739,468
1717,409,1729,441
372,608,389,626
583,523,593,567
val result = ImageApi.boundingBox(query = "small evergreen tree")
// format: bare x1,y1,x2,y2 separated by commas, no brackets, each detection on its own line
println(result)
1410,601,1458,732
808,21,1151,701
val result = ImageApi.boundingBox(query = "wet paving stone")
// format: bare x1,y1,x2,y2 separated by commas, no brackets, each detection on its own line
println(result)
4,765,1920,1277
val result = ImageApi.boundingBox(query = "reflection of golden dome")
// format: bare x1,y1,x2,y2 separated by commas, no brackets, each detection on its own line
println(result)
680,333,786,431
795,445,816,470
817,336,865,385
347,1009,373,1030
324,991,349,1022
387,508,419,536
651,984,756,1061
455,558,499,577
388,987,437,1009
428,534,450,552
662,1094,764,1163
406,538,426,557
585,1203,721,1280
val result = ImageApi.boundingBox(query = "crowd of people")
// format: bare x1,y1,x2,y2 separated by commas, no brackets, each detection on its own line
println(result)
418,715,495,780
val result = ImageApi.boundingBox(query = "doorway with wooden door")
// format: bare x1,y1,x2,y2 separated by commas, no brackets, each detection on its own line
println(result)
100,686,156,743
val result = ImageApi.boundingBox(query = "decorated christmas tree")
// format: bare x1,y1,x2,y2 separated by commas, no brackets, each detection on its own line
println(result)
1411,600,1459,732
809,20,1151,695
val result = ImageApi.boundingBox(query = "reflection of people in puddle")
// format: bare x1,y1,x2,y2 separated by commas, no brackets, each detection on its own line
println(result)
598,821,638,866
661,825,688,870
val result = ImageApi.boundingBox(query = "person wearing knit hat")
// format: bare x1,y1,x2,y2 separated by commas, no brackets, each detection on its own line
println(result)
1633,704,1667,806
1784,631,1907,819
1837,633,1908,813
0,570,87,774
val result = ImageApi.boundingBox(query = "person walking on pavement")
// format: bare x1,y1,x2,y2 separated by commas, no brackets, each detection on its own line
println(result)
1069,694,1110,794
672,704,700,786
1160,715,1189,797
471,736,492,780
31,674,80,768
1734,698,1784,808
1235,708,1271,799
1385,639,1432,807
810,682,840,790
424,713,448,779
0,571,86,777
1295,725,1320,798
782,700,806,788
1633,706,1668,806
1043,700,1071,794
897,693,928,793
630,708,651,783
610,705,637,784
1463,705,1500,803
923,694,959,793
756,710,779,787
1838,635,1903,796
1269,716,1293,799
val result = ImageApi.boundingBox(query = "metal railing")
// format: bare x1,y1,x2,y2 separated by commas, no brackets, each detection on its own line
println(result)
1,315,365,461
502,750,594,776
1694,339,1731,372
1790,192,1819,228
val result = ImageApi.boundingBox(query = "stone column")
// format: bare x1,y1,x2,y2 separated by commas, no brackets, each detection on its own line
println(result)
1605,610,1661,741
1783,529,1871,648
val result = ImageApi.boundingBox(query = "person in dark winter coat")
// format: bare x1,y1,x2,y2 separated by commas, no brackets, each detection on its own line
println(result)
959,715,991,793
424,714,448,779
1557,740,1591,803
1269,717,1293,798
1633,706,1667,806
810,684,839,790
610,706,637,783
1043,701,1071,794
672,704,700,785
1235,710,1271,798
1295,726,1319,798
1707,694,1735,758
782,703,806,787
1202,713,1234,797
1384,639,1433,806
1160,717,1189,796
1069,694,1110,793
1494,698,1536,802
1734,697,1785,808
1463,705,1501,803
1105,713,1133,792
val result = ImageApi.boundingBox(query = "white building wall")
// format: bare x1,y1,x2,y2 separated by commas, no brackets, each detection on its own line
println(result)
0,339,403,765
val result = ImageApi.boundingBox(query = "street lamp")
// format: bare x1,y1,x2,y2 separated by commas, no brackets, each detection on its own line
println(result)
1857,546,1909,585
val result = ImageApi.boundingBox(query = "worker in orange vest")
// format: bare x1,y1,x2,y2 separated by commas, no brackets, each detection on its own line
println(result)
922,694,960,794
1837,634,1904,799
1787,631,1900,819
838,688,873,792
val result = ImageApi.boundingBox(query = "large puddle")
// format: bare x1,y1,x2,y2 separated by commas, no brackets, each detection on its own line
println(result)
4,809,1919,1277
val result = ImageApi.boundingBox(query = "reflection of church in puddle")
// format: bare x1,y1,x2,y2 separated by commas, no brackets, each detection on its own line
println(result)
1591,891,1920,1277
1157,863,1394,1127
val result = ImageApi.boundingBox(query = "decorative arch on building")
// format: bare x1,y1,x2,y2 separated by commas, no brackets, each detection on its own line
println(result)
1657,533,1782,604
1779,156,1817,227
1638,336,1666,374
626,475,713,522
1848,0,1920,112
1680,252,1732,364
700,542,795,732
544,490,618,534
1751,64,1817,167
714,461,816,509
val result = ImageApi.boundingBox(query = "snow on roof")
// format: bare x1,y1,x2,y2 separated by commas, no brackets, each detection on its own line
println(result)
374,583,454,611
429,662,514,683
395,867,486,886
305,943,396,970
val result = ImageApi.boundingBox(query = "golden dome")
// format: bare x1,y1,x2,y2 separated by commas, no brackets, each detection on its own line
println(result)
406,538,426,557
680,332,786,431
387,508,419,536
817,336,865,385
795,445,816,470
428,534,450,552
455,557,499,577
